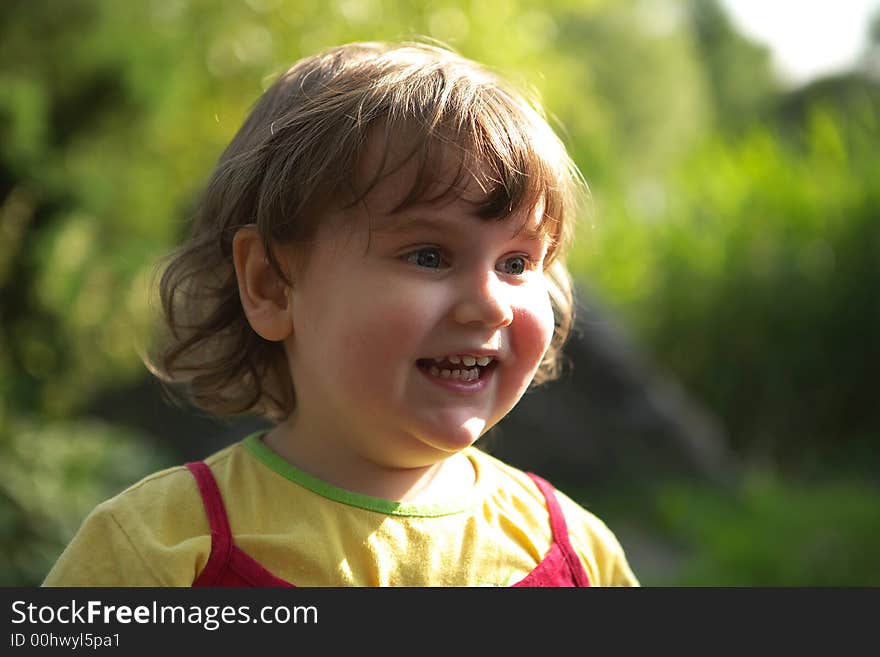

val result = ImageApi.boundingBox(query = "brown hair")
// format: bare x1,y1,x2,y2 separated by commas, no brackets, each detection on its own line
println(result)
146,41,586,422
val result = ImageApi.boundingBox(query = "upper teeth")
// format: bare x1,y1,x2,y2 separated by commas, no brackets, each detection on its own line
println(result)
433,355,493,366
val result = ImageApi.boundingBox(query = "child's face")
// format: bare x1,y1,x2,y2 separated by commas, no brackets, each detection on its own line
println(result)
282,149,556,470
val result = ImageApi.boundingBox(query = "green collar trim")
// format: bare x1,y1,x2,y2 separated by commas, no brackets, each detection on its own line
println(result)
242,433,480,517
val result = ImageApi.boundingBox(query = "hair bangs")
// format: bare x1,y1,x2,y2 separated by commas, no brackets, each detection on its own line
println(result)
349,76,574,263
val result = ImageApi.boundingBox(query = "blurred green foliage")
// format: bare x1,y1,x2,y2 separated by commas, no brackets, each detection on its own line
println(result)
581,470,880,587
577,102,880,470
2,0,878,585
653,473,880,586
0,418,171,585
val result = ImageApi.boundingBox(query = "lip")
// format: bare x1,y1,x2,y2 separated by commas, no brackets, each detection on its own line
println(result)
416,360,497,394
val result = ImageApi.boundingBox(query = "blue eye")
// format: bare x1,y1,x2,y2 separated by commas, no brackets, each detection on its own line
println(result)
499,256,528,275
406,248,444,269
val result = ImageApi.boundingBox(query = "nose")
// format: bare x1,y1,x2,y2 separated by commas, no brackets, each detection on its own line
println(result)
452,268,514,328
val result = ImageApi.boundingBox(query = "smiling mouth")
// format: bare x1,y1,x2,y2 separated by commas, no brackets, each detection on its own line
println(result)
415,358,499,382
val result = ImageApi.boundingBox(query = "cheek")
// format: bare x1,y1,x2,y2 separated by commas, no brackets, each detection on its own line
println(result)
336,287,436,375
510,282,555,367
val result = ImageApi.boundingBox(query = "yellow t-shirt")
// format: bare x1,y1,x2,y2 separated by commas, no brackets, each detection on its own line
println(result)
43,433,638,587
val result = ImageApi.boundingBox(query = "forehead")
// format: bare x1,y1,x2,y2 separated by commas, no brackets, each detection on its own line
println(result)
350,129,551,241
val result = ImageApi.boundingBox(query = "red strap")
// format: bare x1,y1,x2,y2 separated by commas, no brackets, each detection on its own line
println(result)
526,473,591,587
186,461,233,585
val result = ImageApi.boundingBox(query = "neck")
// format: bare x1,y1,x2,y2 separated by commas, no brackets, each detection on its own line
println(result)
262,419,475,503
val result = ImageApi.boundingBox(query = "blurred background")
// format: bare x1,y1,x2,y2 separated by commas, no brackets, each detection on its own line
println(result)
1,0,878,586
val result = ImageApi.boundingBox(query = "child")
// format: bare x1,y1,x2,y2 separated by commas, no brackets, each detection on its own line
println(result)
44,41,638,587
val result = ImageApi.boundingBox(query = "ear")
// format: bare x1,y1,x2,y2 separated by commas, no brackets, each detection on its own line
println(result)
232,225,293,342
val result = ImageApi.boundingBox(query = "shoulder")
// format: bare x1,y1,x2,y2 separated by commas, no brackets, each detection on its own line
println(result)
96,440,253,543
101,440,242,524
466,447,639,587
552,488,639,586
44,441,245,587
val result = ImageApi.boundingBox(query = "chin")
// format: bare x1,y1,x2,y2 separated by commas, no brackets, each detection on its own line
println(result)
419,416,488,455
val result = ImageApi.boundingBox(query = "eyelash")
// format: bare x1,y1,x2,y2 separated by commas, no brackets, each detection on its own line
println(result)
403,247,536,276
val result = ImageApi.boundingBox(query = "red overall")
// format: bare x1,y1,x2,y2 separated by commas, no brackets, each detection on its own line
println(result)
186,461,590,587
